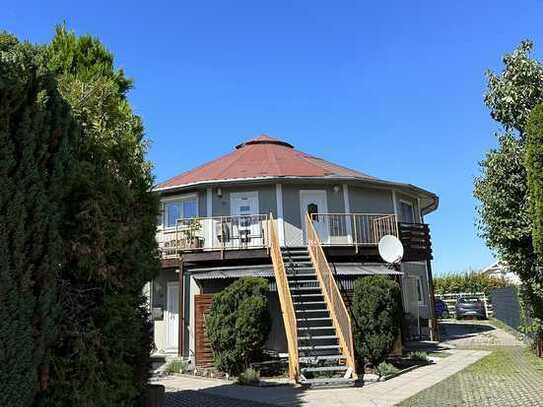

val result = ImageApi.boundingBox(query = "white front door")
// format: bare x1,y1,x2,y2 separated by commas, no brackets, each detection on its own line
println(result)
230,191,260,248
300,190,329,243
166,281,179,352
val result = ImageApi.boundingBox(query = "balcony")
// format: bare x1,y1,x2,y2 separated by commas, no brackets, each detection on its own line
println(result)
156,212,432,263
157,214,269,258
308,213,398,247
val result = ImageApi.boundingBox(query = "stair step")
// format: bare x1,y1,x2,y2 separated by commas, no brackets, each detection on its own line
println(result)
301,377,356,388
299,355,346,363
290,286,321,291
298,335,338,341
293,301,325,305
301,365,348,373
296,308,327,313
289,279,319,285
298,325,335,331
299,344,340,351
297,317,331,321
292,293,323,298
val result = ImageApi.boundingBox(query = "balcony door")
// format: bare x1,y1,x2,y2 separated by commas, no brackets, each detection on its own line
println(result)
300,190,328,244
230,191,260,248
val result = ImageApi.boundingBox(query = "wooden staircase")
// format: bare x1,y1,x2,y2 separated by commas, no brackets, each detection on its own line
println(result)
268,214,357,387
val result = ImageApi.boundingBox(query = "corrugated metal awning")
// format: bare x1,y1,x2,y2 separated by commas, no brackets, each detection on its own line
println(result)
331,263,403,276
191,263,401,281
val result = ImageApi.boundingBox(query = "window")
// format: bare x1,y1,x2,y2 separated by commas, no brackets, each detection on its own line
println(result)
163,196,198,228
416,277,424,304
399,200,415,223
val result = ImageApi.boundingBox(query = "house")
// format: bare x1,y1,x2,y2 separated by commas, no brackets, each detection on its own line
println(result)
482,260,520,285
149,134,438,384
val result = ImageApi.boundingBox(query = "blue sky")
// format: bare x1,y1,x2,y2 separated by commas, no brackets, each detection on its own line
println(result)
4,1,543,274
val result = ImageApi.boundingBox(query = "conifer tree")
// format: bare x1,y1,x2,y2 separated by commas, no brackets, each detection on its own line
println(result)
0,33,77,407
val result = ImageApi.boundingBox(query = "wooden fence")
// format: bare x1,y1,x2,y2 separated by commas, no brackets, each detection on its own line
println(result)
435,292,494,318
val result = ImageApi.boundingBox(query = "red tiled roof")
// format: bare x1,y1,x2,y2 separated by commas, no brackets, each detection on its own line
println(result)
156,134,376,190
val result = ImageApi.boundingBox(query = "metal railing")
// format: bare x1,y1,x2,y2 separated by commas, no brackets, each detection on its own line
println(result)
309,213,398,246
268,214,299,381
156,214,269,256
305,213,357,377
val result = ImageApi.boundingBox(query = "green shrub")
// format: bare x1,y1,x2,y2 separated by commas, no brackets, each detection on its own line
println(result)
433,271,509,295
352,276,401,367
206,277,271,376
166,359,188,374
375,362,399,378
407,351,429,362
237,368,260,385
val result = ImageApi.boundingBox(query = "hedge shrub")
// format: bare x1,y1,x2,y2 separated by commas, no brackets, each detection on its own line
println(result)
433,271,509,295
206,277,271,375
352,276,401,367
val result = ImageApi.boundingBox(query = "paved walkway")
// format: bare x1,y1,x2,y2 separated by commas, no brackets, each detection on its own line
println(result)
439,320,523,348
159,348,489,407
397,321,543,407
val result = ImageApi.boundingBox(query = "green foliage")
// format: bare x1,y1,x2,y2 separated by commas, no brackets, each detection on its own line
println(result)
407,351,429,362
165,359,188,374
475,40,543,343
352,276,401,367
237,368,260,385
375,362,399,378
433,271,510,295
0,33,77,407
526,104,543,258
485,40,543,134
38,26,160,407
206,277,271,376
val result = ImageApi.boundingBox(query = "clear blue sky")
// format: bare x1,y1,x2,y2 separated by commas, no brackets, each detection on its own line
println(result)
4,1,543,274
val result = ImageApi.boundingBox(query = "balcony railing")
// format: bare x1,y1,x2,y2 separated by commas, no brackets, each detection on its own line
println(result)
157,214,269,257
309,213,398,246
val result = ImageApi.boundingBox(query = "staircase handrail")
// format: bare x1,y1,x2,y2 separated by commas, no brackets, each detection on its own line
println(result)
305,213,357,377
268,213,299,380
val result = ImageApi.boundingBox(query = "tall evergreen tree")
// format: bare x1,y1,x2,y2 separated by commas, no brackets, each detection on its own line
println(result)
0,34,77,406
41,27,160,406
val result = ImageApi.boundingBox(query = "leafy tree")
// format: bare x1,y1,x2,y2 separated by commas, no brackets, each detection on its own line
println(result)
351,276,401,367
39,27,160,406
206,277,271,376
0,34,77,407
526,104,543,258
475,40,543,346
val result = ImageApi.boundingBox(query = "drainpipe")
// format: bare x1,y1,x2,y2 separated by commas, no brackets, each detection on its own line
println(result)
178,258,184,357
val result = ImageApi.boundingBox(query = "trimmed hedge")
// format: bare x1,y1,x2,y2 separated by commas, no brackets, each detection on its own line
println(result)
433,271,509,296
351,276,401,367
206,277,271,376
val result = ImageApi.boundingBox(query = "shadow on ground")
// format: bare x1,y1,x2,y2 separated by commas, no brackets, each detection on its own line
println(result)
165,383,306,406
439,322,495,341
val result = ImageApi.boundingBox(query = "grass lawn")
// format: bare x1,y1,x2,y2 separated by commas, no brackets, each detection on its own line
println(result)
398,346,543,406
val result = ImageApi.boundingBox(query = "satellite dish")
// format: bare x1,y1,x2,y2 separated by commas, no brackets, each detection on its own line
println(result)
378,235,404,264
